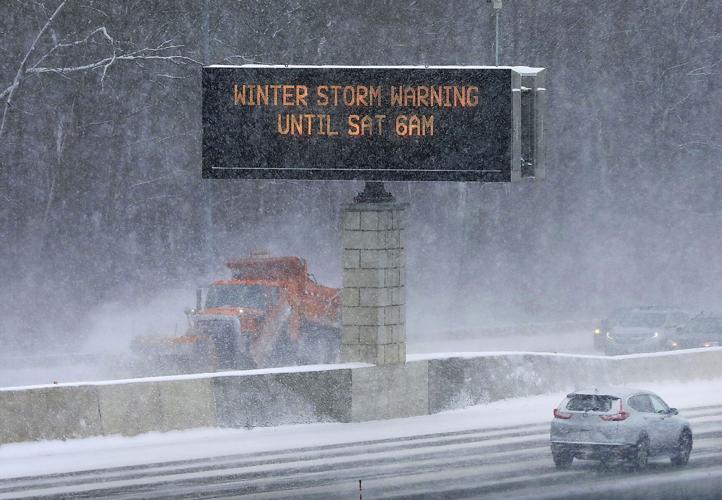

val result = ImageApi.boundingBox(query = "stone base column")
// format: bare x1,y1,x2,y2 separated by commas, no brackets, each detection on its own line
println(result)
341,200,407,365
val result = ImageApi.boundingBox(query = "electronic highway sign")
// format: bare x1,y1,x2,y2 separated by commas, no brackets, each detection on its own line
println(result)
202,65,545,182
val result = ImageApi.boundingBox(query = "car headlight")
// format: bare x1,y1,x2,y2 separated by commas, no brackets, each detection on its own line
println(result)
652,331,659,338
594,328,601,335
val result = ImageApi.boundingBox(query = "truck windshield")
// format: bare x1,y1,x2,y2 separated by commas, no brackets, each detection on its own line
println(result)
205,285,277,309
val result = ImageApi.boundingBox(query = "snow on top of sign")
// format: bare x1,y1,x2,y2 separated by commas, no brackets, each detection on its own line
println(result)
206,64,545,73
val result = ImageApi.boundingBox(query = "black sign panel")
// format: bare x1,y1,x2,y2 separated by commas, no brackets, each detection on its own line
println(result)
202,66,516,181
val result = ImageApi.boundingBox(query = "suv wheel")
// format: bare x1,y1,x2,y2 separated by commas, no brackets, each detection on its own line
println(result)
552,448,574,469
630,437,649,470
671,429,692,466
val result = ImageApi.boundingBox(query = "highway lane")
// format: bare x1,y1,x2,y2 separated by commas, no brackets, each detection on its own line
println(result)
1,403,721,499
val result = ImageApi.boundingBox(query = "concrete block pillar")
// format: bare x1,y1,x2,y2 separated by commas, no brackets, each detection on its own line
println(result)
341,198,407,365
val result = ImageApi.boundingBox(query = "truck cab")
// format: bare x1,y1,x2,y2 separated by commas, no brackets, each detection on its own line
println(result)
133,254,341,372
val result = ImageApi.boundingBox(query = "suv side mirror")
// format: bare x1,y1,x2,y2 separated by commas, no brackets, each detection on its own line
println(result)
668,408,678,415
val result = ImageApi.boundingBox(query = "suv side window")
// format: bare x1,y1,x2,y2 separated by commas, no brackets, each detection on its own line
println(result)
649,394,670,413
628,394,655,413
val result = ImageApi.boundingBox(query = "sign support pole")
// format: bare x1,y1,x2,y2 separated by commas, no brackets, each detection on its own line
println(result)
341,184,407,365
354,182,395,203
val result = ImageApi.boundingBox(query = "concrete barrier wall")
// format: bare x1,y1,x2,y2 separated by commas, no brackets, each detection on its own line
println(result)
0,365,358,445
96,378,217,436
611,348,722,384
2,348,722,445
0,386,101,444
351,361,428,421
213,369,352,428
427,354,613,413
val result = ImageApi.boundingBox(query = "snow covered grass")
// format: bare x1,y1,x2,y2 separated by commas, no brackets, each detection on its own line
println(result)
2,377,721,480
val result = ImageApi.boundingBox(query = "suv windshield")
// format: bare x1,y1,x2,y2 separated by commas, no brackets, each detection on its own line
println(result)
205,284,277,309
618,312,667,328
565,394,619,412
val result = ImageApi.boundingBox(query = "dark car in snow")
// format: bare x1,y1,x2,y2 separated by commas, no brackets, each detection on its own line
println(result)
672,315,722,349
602,306,689,355
594,307,633,350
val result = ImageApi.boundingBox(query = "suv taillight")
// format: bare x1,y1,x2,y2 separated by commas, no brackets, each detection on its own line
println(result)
600,401,630,421
553,408,572,419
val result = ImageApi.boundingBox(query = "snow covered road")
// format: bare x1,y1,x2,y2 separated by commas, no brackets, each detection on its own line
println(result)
1,379,721,499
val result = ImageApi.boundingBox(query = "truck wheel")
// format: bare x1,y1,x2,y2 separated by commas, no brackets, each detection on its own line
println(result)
298,324,338,365
320,329,340,363
303,330,326,365
671,429,692,466
309,327,340,364
271,321,296,367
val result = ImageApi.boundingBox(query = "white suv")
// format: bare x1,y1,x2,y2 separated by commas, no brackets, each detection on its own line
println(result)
550,387,692,469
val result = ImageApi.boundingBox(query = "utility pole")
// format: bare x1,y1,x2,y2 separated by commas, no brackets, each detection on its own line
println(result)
202,0,214,274
491,0,502,66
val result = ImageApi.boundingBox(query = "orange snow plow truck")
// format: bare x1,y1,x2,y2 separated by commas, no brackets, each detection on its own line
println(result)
133,254,341,371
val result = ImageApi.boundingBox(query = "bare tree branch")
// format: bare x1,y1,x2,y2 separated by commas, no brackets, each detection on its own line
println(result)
30,26,115,72
27,52,201,76
0,0,67,141
0,4,202,143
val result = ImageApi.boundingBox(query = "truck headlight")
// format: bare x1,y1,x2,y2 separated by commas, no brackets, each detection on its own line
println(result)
594,328,601,335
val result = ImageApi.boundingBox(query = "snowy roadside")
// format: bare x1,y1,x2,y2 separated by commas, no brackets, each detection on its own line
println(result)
1,377,721,480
